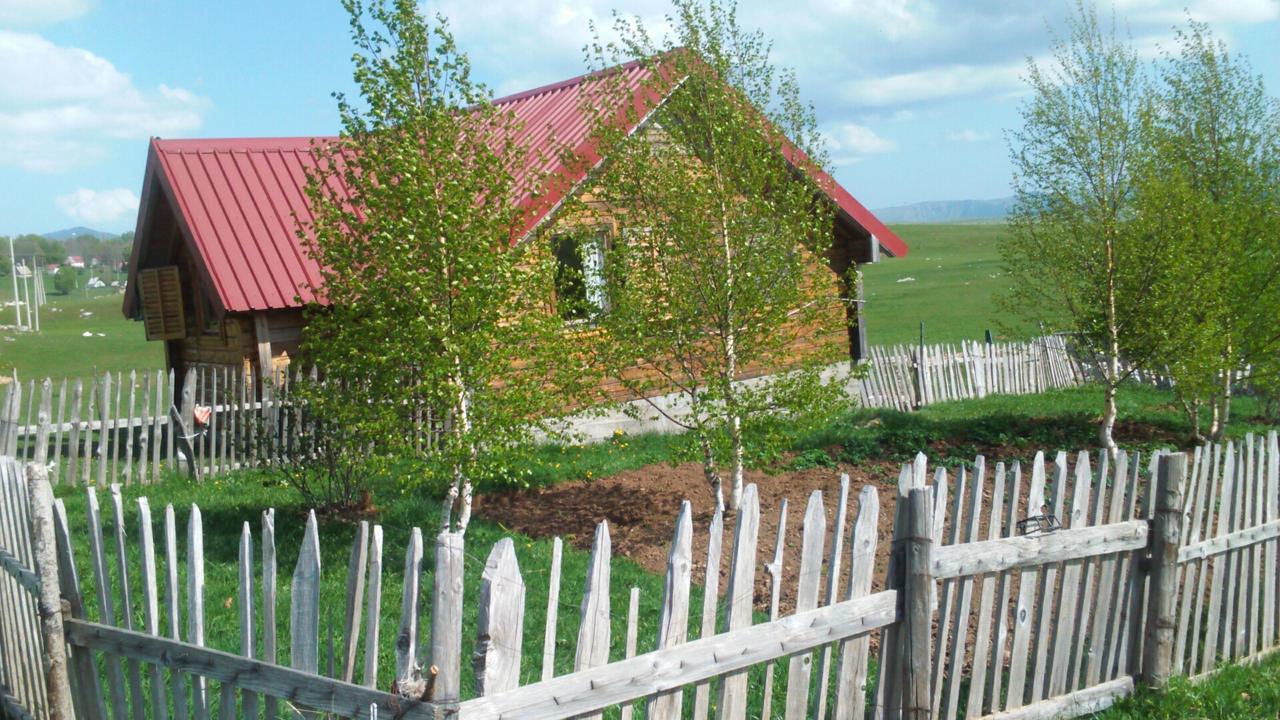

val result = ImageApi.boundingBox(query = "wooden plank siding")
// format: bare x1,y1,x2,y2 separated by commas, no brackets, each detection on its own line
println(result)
125,152,864,406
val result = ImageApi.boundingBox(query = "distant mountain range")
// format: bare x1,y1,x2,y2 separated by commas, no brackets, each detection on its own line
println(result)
42,226,119,241
873,197,1014,224
37,200,1008,241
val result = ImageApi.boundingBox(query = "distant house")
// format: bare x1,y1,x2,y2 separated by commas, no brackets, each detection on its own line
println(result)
67,256,85,269
122,62,907,399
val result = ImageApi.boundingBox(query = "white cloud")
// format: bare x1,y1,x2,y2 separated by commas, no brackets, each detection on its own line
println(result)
947,129,992,142
828,123,896,154
825,122,895,166
1117,0,1279,25
0,30,207,172
0,0,91,25
808,0,933,40
56,187,139,224
433,0,671,97
430,0,1278,117
841,61,1027,107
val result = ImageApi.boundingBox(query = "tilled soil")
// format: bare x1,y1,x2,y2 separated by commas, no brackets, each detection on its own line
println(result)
474,458,909,615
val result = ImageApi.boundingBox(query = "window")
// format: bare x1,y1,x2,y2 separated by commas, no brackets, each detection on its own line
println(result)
137,266,186,341
553,230,609,321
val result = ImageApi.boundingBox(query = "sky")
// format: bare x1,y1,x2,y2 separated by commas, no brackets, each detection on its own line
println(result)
0,0,1277,236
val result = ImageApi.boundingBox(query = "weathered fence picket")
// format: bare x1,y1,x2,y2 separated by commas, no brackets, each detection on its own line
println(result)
833,486,878,720
647,501,692,720
574,522,611,720
783,490,825,720
474,538,524,696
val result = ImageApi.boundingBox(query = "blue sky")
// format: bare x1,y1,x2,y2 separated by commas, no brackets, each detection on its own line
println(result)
1,0,1277,236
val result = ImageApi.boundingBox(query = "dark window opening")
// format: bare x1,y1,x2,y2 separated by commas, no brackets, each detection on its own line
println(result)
553,231,608,321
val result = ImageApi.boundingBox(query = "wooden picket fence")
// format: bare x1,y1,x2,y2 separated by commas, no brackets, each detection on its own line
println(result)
4,429,1280,719
854,335,1085,412
1171,433,1280,677
0,458,50,719
0,336,1087,489
0,365,331,488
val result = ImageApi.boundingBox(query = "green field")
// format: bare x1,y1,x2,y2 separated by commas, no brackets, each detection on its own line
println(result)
1,287,162,380
863,223,1039,347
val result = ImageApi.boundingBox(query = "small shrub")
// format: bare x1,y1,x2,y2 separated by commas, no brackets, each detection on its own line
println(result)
786,448,837,471
837,434,881,465
54,266,77,295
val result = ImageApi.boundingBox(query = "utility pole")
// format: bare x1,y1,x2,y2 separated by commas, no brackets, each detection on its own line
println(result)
22,265,33,331
7,236,18,329
32,260,41,332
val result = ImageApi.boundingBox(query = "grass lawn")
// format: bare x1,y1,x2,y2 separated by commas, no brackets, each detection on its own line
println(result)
2,288,162,379
1099,652,1280,718
515,383,1272,491
863,223,1045,347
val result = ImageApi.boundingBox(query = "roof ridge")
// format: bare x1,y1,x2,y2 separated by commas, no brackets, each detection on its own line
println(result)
491,57,649,106
153,137,337,153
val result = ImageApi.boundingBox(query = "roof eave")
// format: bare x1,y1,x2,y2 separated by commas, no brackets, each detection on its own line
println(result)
122,138,233,320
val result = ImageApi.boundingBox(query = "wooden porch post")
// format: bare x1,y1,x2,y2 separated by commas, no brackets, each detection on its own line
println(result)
253,313,274,386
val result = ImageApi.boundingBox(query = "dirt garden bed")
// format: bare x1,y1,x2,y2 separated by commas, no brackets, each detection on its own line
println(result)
478,456,983,614
475,418,1188,614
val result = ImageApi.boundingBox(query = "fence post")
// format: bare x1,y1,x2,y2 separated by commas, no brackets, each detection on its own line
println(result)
431,531,464,706
902,486,933,719
1141,452,1185,688
912,345,926,410
27,460,75,719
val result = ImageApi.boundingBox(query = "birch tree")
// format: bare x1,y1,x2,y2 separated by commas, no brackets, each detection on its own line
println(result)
1002,2,1158,456
576,0,850,511
299,0,581,526
1134,21,1280,439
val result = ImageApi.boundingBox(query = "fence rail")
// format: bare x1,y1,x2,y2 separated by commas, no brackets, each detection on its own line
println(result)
4,428,1280,719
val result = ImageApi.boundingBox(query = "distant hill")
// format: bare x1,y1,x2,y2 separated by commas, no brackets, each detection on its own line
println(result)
873,197,1014,224
42,226,118,241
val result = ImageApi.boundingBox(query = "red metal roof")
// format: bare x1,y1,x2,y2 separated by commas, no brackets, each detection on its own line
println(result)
130,62,907,314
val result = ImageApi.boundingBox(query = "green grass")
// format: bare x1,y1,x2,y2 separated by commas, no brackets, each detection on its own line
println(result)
502,383,1273,491
863,223,1041,346
1098,653,1280,718
2,288,162,379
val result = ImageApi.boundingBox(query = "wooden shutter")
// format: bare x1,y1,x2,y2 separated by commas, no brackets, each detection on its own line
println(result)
138,266,186,341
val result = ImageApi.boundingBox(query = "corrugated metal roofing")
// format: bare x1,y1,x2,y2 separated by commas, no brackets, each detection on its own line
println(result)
132,61,907,314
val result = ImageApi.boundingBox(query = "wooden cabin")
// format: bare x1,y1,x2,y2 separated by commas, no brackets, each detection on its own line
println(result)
122,62,907,400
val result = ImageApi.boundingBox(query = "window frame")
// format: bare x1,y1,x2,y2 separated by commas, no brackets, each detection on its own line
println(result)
552,224,614,325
